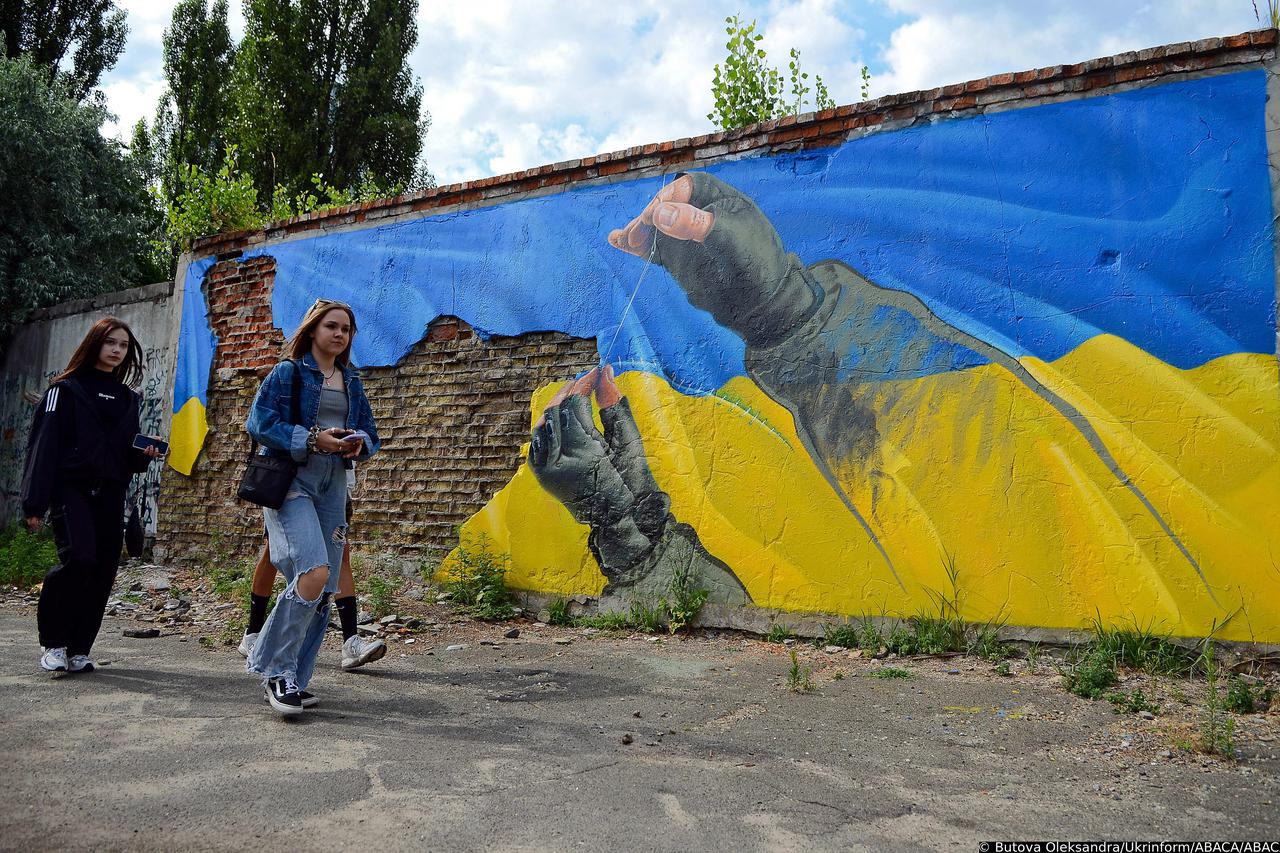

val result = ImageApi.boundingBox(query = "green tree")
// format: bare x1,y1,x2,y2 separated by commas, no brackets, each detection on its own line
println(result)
152,0,234,205
0,55,164,344
708,14,859,131
228,0,431,200
0,0,127,100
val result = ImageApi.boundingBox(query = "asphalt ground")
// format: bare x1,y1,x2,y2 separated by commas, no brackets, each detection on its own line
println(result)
0,601,1277,852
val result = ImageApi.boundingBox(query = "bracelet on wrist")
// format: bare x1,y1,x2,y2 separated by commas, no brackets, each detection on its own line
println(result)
306,425,322,453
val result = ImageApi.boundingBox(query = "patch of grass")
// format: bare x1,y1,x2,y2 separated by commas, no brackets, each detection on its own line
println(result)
969,619,1010,662
1025,643,1042,674
0,524,57,587
820,622,857,648
871,667,914,680
1107,689,1160,715
545,596,669,634
914,555,968,654
994,661,1012,677
1223,676,1272,715
1197,639,1236,759
209,558,253,604
1090,615,1195,676
355,548,406,620
1060,644,1119,700
366,575,398,620
765,623,796,644
660,569,708,635
628,599,667,634
856,618,884,651
547,597,573,626
909,614,964,655
442,534,514,621
870,556,1009,659
217,615,246,647
786,649,814,693
574,610,634,631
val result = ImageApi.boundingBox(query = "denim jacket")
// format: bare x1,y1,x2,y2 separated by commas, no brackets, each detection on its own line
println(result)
246,353,380,463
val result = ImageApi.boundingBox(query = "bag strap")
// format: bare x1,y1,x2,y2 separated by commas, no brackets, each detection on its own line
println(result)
247,360,303,459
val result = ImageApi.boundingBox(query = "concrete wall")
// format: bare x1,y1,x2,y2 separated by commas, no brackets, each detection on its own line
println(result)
1,281,179,537
162,31,1280,644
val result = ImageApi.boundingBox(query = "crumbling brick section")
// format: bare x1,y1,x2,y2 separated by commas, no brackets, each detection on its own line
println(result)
155,255,598,564
357,324,597,559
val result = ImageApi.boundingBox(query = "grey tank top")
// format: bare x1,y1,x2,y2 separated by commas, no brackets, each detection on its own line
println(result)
318,386,348,429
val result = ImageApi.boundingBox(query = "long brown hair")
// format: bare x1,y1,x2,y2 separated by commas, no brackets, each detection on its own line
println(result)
284,299,358,367
52,316,144,388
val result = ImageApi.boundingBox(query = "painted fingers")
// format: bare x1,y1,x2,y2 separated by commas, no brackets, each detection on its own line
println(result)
607,175,715,257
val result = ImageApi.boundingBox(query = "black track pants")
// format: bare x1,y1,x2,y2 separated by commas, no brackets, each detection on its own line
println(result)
37,482,126,656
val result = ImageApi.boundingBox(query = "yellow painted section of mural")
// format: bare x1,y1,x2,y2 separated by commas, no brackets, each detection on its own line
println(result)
450,336,1280,643
167,397,208,476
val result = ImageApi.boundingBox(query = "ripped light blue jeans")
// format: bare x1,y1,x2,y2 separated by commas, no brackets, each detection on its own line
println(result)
246,452,346,689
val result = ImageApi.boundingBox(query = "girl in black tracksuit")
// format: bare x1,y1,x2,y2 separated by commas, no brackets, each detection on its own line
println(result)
20,317,163,673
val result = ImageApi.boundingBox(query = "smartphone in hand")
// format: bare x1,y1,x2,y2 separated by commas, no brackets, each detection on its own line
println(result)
132,434,169,455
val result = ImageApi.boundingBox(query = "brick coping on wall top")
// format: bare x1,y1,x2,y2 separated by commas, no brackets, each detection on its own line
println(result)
191,28,1277,259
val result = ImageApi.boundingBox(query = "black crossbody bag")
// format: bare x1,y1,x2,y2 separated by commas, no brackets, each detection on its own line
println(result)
236,360,302,510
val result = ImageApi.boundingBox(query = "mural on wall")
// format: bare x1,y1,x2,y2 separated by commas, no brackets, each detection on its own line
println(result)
172,70,1279,641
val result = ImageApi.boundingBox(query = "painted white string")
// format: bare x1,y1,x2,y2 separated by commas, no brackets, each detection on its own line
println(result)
599,173,672,367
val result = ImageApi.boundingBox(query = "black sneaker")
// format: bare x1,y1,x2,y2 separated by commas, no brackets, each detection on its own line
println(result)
264,678,305,715
299,690,318,709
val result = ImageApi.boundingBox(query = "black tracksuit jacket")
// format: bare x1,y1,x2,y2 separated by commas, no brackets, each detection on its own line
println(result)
20,372,152,518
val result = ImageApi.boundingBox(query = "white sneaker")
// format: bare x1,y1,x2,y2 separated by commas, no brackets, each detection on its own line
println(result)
238,632,259,659
341,635,386,670
40,647,68,672
67,655,95,673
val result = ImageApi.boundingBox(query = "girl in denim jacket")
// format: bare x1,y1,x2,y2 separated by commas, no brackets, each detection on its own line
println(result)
244,299,380,714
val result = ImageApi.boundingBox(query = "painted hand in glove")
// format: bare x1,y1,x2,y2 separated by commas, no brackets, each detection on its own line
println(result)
529,366,671,573
608,172,819,348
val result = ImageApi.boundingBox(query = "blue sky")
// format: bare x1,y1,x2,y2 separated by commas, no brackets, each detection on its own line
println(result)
101,1,1266,187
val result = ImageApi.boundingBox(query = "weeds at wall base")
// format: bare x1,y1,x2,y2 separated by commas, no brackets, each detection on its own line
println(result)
0,524,56,588
787,649,814,693
441,534,514,621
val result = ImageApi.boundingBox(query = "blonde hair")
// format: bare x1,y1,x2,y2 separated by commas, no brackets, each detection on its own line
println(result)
284,299,358,367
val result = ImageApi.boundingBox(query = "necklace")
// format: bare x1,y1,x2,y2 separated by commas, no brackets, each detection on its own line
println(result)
322,363,339,386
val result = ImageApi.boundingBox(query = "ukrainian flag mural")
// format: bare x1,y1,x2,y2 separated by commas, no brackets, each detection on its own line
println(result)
171,70,1279,642
169,257,217,475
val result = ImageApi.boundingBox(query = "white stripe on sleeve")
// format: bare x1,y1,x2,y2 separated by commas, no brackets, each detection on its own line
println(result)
46,387,58,412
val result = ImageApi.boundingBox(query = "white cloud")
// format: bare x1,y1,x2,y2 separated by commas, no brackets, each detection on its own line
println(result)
415,1,738,184
871,0,1261,97
94,0,1267,181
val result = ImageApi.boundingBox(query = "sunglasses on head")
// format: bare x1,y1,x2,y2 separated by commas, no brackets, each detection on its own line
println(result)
311,298,352,310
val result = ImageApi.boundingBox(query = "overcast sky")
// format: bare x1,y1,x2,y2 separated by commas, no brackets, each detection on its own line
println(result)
100,0,1266,187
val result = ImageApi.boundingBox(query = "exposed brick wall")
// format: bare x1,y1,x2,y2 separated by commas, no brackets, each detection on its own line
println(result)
156,257,597,563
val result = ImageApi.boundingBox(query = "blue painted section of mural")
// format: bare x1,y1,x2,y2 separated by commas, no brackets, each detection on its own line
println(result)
174,256,217,412
172,70,1275,424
